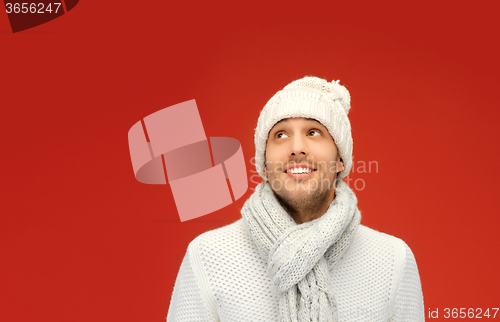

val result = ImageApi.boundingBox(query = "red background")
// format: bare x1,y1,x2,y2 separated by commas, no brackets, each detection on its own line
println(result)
1,1,499,321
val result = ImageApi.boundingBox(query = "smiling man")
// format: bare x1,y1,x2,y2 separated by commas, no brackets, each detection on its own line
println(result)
167,76,425,322
264,117,345,224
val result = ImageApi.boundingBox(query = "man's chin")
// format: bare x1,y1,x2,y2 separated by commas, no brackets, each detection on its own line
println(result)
274,183,319,200
269,177,312,192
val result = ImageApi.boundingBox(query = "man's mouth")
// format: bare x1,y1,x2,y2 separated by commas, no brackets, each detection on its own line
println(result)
284,164,317,178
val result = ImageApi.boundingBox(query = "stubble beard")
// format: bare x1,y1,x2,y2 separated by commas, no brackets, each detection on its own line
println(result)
268,172,337,218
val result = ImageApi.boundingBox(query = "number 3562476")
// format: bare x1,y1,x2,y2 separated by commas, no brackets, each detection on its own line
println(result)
5,3,62,14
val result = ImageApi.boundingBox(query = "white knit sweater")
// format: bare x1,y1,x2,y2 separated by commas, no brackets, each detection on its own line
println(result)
167,219,425,321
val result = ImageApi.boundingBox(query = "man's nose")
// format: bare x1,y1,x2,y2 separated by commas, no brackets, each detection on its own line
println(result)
289,135,308,156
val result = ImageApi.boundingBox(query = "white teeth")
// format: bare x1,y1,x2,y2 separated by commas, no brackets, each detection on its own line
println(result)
288,167,312,174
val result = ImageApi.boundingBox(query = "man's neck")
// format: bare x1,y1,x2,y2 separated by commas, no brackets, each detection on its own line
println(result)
289,206,329,224
277,190,337,225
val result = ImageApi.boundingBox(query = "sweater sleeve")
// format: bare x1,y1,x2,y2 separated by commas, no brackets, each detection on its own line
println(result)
388,240,425,321
166,236,219,322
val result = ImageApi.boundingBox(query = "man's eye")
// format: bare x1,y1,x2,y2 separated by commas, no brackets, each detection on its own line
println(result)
309,130,320,136
277,132,288,138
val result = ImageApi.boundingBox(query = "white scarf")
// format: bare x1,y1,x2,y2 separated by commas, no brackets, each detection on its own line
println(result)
241,179,361,322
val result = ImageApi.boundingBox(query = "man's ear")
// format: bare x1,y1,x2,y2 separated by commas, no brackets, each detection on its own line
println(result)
263,152,268,176
337,155,345,173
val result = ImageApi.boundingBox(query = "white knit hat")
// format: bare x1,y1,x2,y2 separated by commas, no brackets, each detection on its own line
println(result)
254,76,353,180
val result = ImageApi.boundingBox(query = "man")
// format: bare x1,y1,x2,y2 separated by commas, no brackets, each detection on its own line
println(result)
167,76,425,321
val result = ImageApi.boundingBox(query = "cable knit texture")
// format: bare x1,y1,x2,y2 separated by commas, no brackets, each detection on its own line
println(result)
167,220,425,321
240,180,360,321
254,76,353,180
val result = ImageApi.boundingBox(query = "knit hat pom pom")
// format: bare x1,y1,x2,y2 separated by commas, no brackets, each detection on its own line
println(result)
331,79,351,115
283,76,351,115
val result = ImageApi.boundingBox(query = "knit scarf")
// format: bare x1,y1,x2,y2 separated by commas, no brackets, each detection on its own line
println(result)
241,179,361,322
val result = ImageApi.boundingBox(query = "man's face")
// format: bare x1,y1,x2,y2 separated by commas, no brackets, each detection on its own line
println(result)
264,117,344,211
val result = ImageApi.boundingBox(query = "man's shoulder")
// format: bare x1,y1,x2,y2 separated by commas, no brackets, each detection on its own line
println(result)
191,218,248,243
186,219,268,288
187,218,259,259
355,224,408,246
338,224,415,283
351,224,412,261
